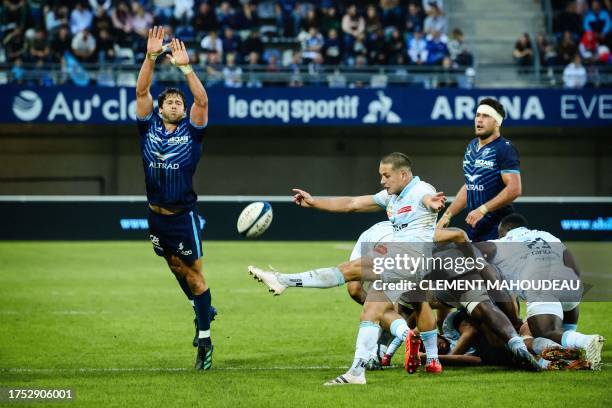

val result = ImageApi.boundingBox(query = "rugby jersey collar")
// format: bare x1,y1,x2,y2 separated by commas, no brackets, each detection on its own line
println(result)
476,135,503,152
398,176,420,198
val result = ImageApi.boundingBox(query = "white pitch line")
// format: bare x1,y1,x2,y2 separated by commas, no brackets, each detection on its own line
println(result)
1,366,365,373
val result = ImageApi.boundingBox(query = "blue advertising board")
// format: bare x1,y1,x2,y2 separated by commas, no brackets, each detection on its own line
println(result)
2,85,611,126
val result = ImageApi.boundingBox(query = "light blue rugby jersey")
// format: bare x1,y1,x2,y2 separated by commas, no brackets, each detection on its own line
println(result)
137,112,207,209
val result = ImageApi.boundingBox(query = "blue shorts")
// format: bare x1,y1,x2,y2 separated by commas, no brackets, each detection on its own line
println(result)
467,223,499,242
147,207,204,264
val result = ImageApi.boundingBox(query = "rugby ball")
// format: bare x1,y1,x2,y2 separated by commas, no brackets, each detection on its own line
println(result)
237,201,273,238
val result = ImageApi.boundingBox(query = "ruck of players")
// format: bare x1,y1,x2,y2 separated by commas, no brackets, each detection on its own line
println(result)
248,98,605,384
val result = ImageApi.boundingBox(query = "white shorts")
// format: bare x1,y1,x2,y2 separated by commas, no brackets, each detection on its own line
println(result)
350,221,394,261
525,301,563,320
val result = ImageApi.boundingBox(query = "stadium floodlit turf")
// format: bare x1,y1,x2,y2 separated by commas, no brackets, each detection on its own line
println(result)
0,241,610,407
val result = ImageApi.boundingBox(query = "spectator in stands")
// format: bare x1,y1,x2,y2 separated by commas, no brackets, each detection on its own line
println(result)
71,28,96,62
276,0,300,36
405,2,424,34
426,30,448,64
536,32,558,66
222,28,242,62
45,5,69,34
201,30,223,59
28,27,50,64
557,30,579,65
438,56,459,88
174,0,194,24
583,0,610,38
192,2,218,35
323,28,343,64
302,26,324,63
448,28,473,66
300,8,319,33
266,54,280,72
153,0,174,25
96,27,115,63
70,1,93,35
380,0,402,30
342,5,365,48
2,0,29,31
320,6,341,35
205,50,223,86
91,6,113,38
242,30,264,60
218,1,237,30
513,32,533,68
423,3,447,36
245,51,263,87
554,0,583,39
367,27,387,64
3,26,26,62
423,0,443,14
51,25,71,62
236,1,258,33
579,30,599,63
223,52,243,87
365,4,382,37
10,58,25,84
408,30,428,64
111,1,133,46
346,32,367,65
563,53,587,87
385,27,405,64
131,3,153,43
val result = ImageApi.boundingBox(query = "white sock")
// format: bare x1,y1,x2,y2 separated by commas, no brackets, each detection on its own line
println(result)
562,330,589,349
389,318,409,341
421,329,439,360
348,321,380,377
277,267,345,288
386,336,403,357
532,337,562,355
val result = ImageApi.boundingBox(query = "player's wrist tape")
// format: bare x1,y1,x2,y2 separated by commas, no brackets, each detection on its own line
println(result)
168,57,194,75
146,45,170,61
444,211,452,219
478,205,488,215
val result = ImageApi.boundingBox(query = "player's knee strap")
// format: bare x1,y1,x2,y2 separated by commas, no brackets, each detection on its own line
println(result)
526,301,563,319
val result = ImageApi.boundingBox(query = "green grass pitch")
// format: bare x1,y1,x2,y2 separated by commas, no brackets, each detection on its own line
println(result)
0,241,610,407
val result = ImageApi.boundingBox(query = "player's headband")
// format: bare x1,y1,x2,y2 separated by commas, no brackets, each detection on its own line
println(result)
476,104,503,126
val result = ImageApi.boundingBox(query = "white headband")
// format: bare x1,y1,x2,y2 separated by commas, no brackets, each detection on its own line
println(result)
476,104,503,126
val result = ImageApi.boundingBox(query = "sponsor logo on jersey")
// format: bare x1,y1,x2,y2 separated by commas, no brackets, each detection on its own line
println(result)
474,159,495,168
148,134,163,143
465,174,481,182
178,242,193,256
467,184,484,191
168,135,189,145
397,205,412,214
149,162,180,169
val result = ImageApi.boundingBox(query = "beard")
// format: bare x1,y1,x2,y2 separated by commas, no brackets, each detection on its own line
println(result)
162,112,183,125
476,128,495,139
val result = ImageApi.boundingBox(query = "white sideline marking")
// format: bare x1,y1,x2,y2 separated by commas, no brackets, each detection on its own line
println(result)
2,366,360,373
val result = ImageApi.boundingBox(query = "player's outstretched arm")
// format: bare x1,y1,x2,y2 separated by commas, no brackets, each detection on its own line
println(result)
136,26,165,118
167,38,208,126
437,184,467,228
292,188,381,213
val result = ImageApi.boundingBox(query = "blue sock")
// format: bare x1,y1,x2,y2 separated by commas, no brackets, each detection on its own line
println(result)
194,289,212,346
175,276,194,301
563,323,578,332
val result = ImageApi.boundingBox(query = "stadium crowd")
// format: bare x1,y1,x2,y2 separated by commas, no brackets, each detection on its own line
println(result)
513,0,612,88
0,0,473,87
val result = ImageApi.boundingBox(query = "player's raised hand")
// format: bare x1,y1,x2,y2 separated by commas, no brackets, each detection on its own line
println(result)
147,26,165,54
428,191,446,212
167,38,190,66
292,188,315,208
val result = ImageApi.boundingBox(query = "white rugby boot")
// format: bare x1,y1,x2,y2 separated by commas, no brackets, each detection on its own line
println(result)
248,265,287,296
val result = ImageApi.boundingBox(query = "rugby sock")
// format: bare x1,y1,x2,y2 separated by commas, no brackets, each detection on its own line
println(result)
348,321,380,377
561,330,589,349
563,323,578,332
507,336,529,355
175,276,194,301
194,289,212,346
390,318,409,341
537,358,551,369
421,329,439,362
377,330,392,357
277,267,345,288
386,336,403,357
532,337,562,355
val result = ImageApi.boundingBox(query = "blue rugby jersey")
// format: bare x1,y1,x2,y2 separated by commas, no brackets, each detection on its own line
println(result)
137,112,206,209
463,136,520,233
